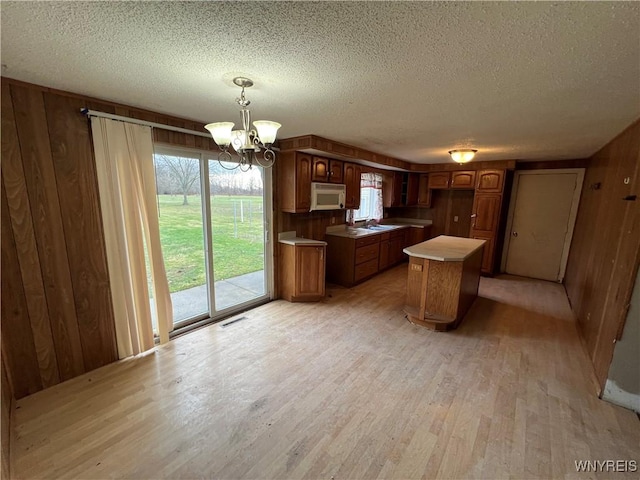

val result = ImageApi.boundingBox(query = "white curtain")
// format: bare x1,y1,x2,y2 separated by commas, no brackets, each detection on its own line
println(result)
360,172,384,221
91,117,173,358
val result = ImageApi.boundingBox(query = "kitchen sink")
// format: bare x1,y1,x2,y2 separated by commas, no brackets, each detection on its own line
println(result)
366,224,396,230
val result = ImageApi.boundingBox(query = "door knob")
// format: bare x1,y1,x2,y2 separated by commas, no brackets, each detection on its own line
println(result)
512,231,518,237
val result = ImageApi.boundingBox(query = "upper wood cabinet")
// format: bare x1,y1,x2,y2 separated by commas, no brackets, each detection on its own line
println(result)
278,151,312,213
344,162,361,209
428,172,450,189
476,169,505,193
383,172,404,208
405,174,420,206
311,156,343,184
451,171,476,189
428,171,476,189
311,156,329,181
417,174,432,207
384,172,421,207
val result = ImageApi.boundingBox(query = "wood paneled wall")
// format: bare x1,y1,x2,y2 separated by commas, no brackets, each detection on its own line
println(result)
565,119,640,392
1,355,13,480
0,78,221,399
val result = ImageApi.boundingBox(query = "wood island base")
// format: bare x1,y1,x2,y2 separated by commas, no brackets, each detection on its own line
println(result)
403,236,485,331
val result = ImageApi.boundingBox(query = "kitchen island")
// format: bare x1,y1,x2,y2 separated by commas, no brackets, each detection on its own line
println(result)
403,235,485,331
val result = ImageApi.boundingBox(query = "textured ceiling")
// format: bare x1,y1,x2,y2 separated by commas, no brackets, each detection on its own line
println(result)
1,1,639,164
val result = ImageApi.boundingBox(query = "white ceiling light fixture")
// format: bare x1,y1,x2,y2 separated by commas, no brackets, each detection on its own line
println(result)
205,77,281,171
448,149,478,164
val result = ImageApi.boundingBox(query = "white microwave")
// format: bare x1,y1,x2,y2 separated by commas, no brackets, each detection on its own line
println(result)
310,182,346,211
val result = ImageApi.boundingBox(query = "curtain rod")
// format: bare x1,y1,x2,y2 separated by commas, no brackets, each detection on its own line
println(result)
80,108,212,139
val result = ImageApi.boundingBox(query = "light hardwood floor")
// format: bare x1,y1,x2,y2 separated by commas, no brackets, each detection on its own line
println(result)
11,266,639,479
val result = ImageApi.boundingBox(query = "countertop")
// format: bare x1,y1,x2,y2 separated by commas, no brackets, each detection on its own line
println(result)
325,219,432,239
403,235,485,261
278,231,327,246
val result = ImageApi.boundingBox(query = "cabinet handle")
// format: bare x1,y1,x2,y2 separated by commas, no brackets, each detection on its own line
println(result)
319,248,324,260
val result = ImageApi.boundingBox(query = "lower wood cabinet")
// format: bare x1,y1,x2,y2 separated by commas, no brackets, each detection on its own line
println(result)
326,228,411,287
279,242,326,302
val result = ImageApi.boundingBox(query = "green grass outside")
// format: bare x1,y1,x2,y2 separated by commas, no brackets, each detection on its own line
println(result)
157,194,264,293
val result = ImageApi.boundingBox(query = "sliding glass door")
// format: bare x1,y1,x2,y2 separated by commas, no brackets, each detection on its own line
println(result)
153,147,271,328
208,160,267,311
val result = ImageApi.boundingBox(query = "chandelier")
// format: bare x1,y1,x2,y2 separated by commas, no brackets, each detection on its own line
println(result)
448,149,477,164
205,77,281,171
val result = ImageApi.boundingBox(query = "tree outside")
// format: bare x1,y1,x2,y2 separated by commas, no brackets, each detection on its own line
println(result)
155,154,200,205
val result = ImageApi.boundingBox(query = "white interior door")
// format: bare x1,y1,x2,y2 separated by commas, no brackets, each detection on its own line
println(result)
503,169,584,282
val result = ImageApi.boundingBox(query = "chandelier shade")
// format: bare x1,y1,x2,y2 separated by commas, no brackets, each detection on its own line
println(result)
205,77,281,171
204,122,234,147
448,149,477,164
253,120,281,145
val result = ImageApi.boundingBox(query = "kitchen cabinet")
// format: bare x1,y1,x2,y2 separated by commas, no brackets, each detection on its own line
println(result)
279,242,326,302
428,172,450,189
326,227,411,287
404,174,420,206
383,172,404,207
379,229,406,271
404,236,484,331
278,151,312,213
389,229,406,264
405,226,426,248
383,172,420,207
344,162,361,209
470,192,503,274
476,169,505,193
470,232,495,273
326,233,380,287
451,171,476,189
471,193,501,233
417,174,432,207
312,156,343,184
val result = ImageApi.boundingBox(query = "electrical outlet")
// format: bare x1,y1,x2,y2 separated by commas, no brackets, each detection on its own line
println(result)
330,217,336,225
453,216,459,222
411,264,423,272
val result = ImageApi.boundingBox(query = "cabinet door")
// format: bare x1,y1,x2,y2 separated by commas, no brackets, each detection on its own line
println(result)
405,174,419,206
389,237,403,264
428,172,450,189
296,245,325,297
296,154,312,211
329,160,344,184
311,157,330,182
379,240,391,270
406,227,425,247
344,163,361,209
476,169,505,193
384,173,403,207
451,171,476,189
417,174,432,207
471,234,495,274
471,193,501,233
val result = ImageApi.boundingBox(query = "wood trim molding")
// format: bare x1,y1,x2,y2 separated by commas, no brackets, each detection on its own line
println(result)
409,159,517,172
277,135,412,170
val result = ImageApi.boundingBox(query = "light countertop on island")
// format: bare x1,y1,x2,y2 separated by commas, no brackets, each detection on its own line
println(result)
403,235,485,262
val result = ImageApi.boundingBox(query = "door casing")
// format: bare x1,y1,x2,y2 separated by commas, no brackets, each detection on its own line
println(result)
501,168,584,282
